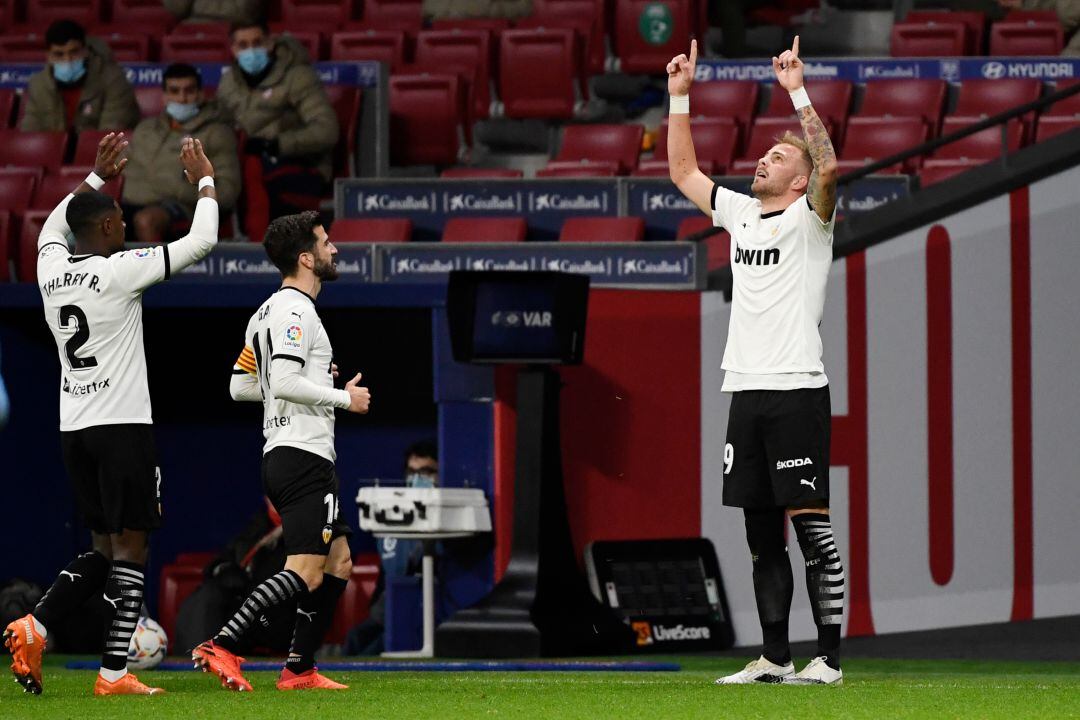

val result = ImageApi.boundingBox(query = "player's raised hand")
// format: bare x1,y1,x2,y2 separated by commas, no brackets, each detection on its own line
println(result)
772,35,804,91
93,132,128,180
667,38,698,97
331,362,339,379
344,372,370,414
180,137,215,184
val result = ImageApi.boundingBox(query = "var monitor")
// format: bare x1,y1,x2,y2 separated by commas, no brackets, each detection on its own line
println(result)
446,271,589,365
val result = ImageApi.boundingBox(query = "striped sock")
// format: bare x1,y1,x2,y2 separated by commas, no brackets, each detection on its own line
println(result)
791,513,845,670
213,570,306,653
100,561,145,674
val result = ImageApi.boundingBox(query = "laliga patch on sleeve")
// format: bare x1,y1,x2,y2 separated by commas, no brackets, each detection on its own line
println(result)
132,248,155,259
283,324,303,350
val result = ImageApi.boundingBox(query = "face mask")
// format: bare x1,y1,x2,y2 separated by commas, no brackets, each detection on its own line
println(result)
53,58,86,84
165,101,199,123
406,473,435,489
237,47,270,75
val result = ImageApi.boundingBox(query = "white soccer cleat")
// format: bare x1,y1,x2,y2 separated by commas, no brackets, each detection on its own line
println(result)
783,656,843,685
714,655,794,685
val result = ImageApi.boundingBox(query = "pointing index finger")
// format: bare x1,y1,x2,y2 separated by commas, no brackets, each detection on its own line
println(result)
792,35,800,57
689,38,698,65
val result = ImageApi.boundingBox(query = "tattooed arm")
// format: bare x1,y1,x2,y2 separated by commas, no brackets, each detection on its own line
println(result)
773,36,839,223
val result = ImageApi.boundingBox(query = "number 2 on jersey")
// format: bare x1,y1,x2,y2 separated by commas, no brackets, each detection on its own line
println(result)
58,305,98,370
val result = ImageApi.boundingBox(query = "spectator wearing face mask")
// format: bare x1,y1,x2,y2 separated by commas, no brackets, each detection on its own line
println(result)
216,20,338,243
21,19,140,132
121,64,241,243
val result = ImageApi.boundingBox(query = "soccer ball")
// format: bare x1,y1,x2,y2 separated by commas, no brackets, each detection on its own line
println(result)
127,617,168,670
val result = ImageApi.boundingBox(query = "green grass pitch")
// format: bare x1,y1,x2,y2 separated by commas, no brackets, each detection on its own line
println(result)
2,656,1078,719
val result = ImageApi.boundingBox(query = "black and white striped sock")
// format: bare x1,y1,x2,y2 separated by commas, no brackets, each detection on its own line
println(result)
100,561,145,676
791,513,845,670
213,570,306,653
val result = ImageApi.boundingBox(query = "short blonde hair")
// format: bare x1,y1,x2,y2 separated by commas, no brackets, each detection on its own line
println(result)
773,131,813,174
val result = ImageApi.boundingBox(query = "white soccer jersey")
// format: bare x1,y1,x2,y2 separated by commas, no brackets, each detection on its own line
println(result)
242,286,350,463
710,185,835,391
37,192,218,431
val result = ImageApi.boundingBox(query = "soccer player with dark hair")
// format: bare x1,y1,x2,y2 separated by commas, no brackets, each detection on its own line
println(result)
667,38,845,686
192,211,371,692
3,133,219,696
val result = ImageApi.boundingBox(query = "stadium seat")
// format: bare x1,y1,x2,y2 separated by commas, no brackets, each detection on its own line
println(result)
0,130,67,170
559,217,644,242
689,81,759,131
641,118,739,175
431,18,511,33
276,30,322,61
614,0,692,74
677,215,729,272
325,85,361,177
326,557,380,645
0,210,10,282
499,28,578,119
989,21,1064,56
169,22,229,37
919,158,981,188
905,10,986,53
731,117,831,172
107,0,177,32
441,217,527,242
0,89,15,128
281,0,351,28
416,30,493,121
0,34,46,62
536,160,619,177
935,118,1025,160
441,167,524,178
857,79,947,133
160,34,230,63
134,85,165,118
890,21,967,57
97,32,153,62
73,129,129,165
839,116,929,173
522,0,605,75
554,124,644,174
330,30,407,70
330,217,412,242
24,0,102,27
953,79,1043,118
17,210,49,283
1048,79,1080,115
0,173,37,212
763,81,851,131
389,73,463,166
1004,9,1059,23
361,0,423,32
1036,115,1080,143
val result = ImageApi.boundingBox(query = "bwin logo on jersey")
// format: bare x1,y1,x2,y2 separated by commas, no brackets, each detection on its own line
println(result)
734,244,780,266
777,457,812,470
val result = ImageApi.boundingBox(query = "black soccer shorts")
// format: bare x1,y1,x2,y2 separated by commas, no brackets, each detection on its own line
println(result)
60,423,162,534
261,446,352,556
721,386,831,509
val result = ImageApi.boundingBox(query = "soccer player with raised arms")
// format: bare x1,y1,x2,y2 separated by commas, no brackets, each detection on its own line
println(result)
4,133,219,696
667,38,845,685
192,211,370,691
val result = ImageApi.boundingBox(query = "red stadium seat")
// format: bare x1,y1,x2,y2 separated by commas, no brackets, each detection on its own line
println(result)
0,34,45,62
73,129,130,165
989,21,1064,56
0,130,66,170
526,0,605,75
23,0,102,27
614,0,692,74
953,79,1043,117
689,81,759,130
441,167,523,178
107,0,177,32
0,89,14,127
677,215,728,272
905,10,986,53
559,217,644,242
17,210,50,283
1004,9,1059,23
169,22,229,37
763,81,851,130
0,165,44,186
0,211,11,282
330,217,412,242
733,117,831,170
0,173,37,211
641,118,739,175
325,85,361,177
935,118,1025,160
326,558,380,645
919,158,981,188
441,217,527,242
416,30,493,121
536,160,619,177
1036,115,1080,142
31,171,122,210
330,30,406,70
839,116,929,173
160,34,230,63
97,31,153,62
857,79,947,133
499,28,578,120
389,73,463,166
134,86,164,118
281,0,351,28
361,0,423,32
554,124,644,174
431,18,511,33
1048,79,1080,114
275,29,322,61
890,21,967,56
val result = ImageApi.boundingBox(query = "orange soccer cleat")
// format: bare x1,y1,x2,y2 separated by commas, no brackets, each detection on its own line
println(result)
3,614,45,695
93,672,165,695
191,640,253,692
276,667,349,690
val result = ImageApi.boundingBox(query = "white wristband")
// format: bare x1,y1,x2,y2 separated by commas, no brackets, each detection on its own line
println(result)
86,172,105,190
669,94,689,115
198,176,215,190
789,86,811,110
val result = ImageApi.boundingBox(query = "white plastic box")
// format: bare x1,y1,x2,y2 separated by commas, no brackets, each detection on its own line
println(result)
356,487,492,535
